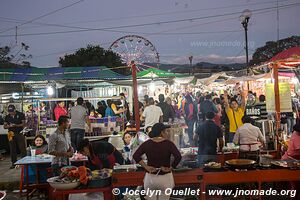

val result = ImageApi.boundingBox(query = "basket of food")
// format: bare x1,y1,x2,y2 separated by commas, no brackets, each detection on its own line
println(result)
204,162,222,169
47,166,89,190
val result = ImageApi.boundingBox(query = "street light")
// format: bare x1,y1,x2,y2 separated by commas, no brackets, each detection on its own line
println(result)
189,55,193,75
239,9,252,75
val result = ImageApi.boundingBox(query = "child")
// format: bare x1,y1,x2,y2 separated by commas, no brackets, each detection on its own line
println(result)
27,135,48,156
25,135,49,185
122,132,133,164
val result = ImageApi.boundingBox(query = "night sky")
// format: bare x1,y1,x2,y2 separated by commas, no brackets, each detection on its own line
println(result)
0,0,299,67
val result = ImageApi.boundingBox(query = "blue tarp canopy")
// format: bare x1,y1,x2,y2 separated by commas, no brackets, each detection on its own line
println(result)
0,66,128,82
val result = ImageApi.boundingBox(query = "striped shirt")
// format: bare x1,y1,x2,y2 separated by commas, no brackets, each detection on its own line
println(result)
255,102,268,120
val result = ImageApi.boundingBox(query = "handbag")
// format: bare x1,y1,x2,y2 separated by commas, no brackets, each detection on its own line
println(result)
232,109,239,131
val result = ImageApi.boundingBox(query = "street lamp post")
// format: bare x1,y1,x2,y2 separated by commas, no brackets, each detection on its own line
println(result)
189,55,193,75
240,9,252,75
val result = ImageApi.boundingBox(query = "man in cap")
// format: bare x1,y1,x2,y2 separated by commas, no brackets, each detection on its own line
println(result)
4,105,27,169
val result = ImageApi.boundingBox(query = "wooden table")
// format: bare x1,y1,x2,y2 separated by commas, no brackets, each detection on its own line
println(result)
112,168,299,200
201,169,300,200
112,168,203,199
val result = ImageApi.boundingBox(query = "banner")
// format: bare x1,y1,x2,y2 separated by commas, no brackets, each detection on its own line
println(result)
265,83,292,112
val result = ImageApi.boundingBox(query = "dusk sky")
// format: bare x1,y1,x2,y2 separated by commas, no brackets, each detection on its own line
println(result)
0,0,299,67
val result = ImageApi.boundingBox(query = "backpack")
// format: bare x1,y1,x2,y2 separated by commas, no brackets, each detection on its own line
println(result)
184,101,198,120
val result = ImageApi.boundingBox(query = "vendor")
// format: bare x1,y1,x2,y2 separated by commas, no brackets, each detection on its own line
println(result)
77,139,124,170
48,116,73,175
39,102,49,119
105,99,115,117
133,123,182,200
282,121,300,160
233,116,265,162
25,105,37,136
96,101,106,118
54,101,68,121
111,98,127,116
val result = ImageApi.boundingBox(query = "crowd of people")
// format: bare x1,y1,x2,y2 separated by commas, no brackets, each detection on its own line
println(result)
1,91,300,199
3,89,300,167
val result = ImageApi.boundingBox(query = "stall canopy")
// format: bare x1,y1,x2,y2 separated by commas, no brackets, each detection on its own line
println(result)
268,45,300,136
196,72,226,85
270,46,300,66
137,68,187,78
0,66,128,82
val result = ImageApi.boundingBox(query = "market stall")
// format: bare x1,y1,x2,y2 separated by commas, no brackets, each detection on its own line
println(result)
35,97,125,142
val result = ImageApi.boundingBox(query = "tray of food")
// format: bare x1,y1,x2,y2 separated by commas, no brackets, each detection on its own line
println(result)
204,162,222,169
271,160,300,169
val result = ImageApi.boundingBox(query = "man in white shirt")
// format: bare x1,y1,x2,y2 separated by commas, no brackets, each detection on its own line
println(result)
233,115,265,161
141,97,163,130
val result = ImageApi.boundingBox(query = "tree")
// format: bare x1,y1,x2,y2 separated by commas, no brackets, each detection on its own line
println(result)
250,36,300,66
59,45,129,75
0,43,32,68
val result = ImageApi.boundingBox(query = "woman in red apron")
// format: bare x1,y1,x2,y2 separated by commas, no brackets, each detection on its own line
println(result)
233,116,265,162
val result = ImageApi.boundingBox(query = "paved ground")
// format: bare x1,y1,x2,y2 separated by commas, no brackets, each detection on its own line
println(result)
0,155,38,199
0,155,21,191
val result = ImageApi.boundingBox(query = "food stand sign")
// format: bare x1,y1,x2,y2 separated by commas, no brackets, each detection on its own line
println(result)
245,106,261,119
265,83,292,112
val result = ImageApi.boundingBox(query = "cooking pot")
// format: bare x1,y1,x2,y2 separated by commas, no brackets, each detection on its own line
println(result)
259,154,273,167
225,159,256,169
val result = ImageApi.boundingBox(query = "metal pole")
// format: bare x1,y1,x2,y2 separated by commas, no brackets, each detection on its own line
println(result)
242,18,250,90
242,19,249,75
245,24,249,73
131,62,140,131
21,83,24,113
189,56,193,75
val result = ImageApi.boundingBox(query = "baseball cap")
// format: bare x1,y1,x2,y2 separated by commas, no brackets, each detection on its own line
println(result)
126,120,135,127
151,123,170,137
8,105,15,112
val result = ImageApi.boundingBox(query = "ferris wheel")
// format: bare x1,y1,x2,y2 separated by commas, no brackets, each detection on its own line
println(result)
109,35,160,71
